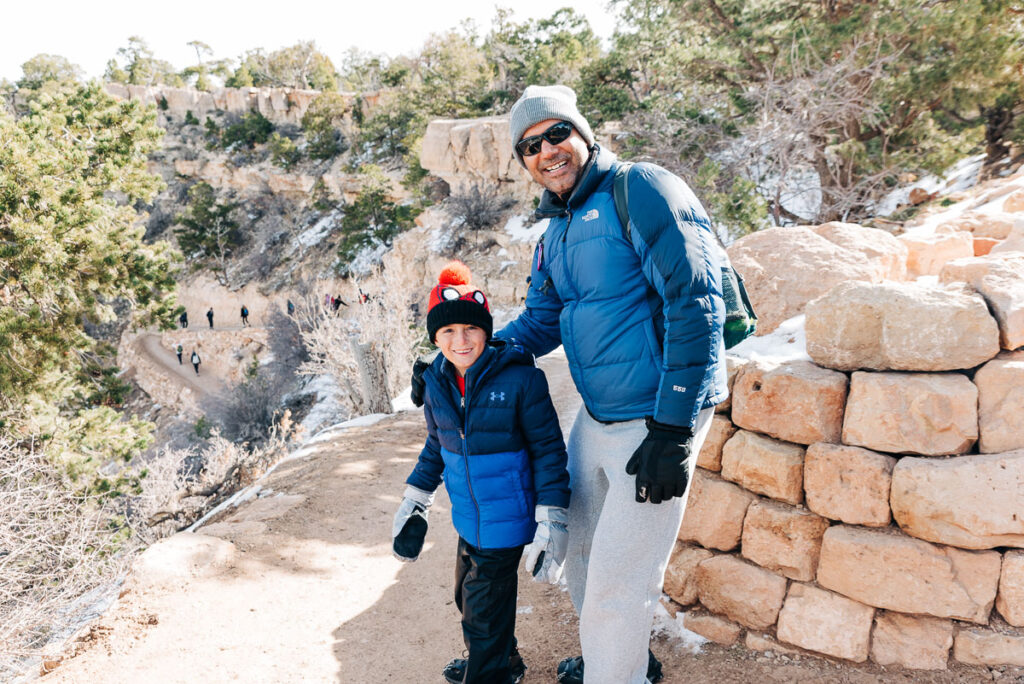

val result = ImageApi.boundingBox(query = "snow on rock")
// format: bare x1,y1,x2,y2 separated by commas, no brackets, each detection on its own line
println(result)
505,214,548,243
651,602,708,655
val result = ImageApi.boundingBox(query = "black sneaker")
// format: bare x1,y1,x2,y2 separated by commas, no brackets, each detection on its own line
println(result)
442,649,526,684
556,649,663,683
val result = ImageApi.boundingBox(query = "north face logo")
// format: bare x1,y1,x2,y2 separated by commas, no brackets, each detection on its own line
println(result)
581,209,599,222
490,391,506,402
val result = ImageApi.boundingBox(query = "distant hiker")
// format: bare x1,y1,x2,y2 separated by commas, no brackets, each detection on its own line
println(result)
324,293,331,307
358,288,370,304
332,295,347,311
179,311,188,329
392,262,569,684
241,305,250,326
175,343,183,365
206,307,214,329
190,350,201,376
286,299,295,316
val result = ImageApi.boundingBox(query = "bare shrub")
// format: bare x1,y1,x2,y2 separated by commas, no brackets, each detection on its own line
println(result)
294,265,424,417
0,438,127,675
448,182,518,233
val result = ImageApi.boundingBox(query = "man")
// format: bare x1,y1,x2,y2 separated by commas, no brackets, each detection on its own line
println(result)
502,85,726,683
206,307,214,329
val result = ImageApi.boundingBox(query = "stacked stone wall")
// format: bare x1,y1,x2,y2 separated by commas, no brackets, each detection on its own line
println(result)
670,206,1024,669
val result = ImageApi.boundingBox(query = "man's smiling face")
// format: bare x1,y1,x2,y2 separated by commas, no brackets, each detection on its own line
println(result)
520,119,591,198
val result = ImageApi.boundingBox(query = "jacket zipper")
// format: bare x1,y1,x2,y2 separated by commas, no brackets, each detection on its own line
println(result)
460,363,495,549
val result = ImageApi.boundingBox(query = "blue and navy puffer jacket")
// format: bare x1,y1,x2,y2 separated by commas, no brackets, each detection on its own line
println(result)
498,145,729,430
406,341,570,550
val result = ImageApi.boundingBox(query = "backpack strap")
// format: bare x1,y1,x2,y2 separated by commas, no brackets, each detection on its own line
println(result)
612,162,634,240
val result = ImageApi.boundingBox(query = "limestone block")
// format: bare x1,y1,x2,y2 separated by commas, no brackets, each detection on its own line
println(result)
697,414,736,471
812,222,908,281
740,500,829,581
776,583,874,662
974,237,1000,257
682,611,742,645
842,371,978,456
745,632,803,655
939,254,1024,350
992,223,1024,255
694,555,787,629
678,469,757,551
870,612,953,670
890,451,1024,549
721,431,804,504
716,355,749,413
731,360,848,444
803,443,895,526
954,629,1024,667
174,159,202,177
998,551,1024,627
663,543,714,606
727,226,889,334
805,281,1000,371
939,213,1022,240
267,172,317,196
899,231,974,278
816,525,1001,623
1005,188,1024,213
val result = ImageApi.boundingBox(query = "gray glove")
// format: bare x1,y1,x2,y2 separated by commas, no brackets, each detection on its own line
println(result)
392,485,435,562
524,505,569,584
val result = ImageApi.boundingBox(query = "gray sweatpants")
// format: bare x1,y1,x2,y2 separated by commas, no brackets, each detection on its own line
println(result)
565,406,715,684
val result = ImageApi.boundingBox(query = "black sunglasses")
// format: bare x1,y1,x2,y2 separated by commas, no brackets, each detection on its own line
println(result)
516,121,574,157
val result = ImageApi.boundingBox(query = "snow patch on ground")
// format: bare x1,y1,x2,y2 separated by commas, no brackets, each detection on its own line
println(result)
392,385,417,413
505,215,548,242
296,210,341,248
728,314,809,364
297,375,347,437
651,603,707,655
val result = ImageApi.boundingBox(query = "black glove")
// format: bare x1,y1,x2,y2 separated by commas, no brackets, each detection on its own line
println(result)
410,350,439,408
625,418,694,504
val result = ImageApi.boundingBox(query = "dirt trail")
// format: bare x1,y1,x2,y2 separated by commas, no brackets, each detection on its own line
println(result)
44,354,996,683
135,332,224,397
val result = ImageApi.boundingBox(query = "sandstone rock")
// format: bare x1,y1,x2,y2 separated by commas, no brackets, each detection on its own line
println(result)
939,254,1024,351
974,237,1000,256
721,430,804,504
267,172,317,196
682,611,742,645
727,226,891,334
716,355,749,414
976,352,1024,453
899,231,974,277
870,612,953,670
998,551,1024,627
954,629,1024,667
731,360,848,444
1005,188,1024,213
420,117,533,199
776,583,874,662
740,500,829,581
694,555,787,629
127,534,237,592
678,469,757,551
697,414,736,471
803,443,895,526
890,451,1024,549
663,544,714,606
745,632,803,655
812,222,908,281
842,371,978,455
816,525,1001,623
992,223,1024,255
939,213,1022,240
908,187,933,205
174,159,202,177
805,281,1000,371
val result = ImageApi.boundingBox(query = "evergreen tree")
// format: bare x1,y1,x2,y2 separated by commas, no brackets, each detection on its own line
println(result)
174,182,243,283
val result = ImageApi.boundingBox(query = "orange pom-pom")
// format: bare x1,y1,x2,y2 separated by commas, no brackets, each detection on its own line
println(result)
438,261,472,286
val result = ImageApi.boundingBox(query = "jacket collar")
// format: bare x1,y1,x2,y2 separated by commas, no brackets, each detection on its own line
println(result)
534,144,615,219
428,340,533,392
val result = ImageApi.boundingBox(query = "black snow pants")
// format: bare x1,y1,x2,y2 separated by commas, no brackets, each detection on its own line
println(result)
454,537,524,683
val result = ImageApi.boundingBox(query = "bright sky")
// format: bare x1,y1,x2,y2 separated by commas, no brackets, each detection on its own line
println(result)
1,0,620,83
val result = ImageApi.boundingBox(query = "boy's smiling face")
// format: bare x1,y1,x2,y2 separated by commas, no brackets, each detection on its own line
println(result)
436,323,487,377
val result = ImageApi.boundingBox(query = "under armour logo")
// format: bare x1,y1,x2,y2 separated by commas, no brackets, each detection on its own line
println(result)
490,391,506,402
581,209,599,222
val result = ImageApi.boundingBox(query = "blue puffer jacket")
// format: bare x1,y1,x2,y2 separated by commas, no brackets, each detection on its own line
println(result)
406,341,570,550
498,146,728,429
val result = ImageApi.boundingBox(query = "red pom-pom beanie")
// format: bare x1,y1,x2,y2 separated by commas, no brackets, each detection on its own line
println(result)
426,261,492,342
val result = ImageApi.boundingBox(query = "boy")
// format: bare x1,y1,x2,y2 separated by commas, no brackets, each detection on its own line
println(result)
392,261,571,684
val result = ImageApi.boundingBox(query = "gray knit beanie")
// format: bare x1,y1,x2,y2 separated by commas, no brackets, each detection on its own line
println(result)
508,85,595,167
